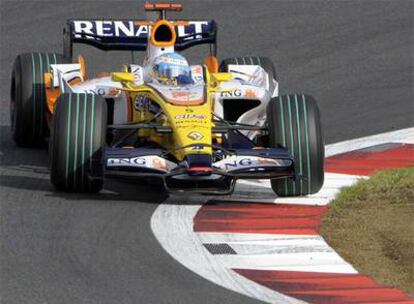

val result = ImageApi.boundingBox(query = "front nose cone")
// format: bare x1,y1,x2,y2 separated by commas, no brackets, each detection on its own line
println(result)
185,154,212,176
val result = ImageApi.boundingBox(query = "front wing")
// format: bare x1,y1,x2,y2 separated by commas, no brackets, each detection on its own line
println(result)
104,147,295,194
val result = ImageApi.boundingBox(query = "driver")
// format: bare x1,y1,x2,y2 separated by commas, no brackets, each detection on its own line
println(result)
151,52,193,86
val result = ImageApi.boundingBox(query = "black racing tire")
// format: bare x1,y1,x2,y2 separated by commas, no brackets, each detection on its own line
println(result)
50,93,107,193
267,94,324,197
219,56,277,85
10,53,68,147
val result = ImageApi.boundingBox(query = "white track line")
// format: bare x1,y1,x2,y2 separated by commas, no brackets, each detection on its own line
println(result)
151,203,305,304
199,233,357,274
325,127,414,157
238,173,360,205
151,127,414,304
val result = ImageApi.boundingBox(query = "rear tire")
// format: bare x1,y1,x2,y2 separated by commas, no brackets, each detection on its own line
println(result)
10,53,68,147
50,93,107,193
267,94,324,197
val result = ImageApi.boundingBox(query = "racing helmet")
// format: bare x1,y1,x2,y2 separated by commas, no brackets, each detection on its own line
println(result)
152,53,193,85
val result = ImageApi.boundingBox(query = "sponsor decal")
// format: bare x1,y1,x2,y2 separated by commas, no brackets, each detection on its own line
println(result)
176,121,208,126
85,88,106,95
220,89,242,98
176,124,209,129
223,158,253,170
171,91,190,99
257,157,278,165
193,74,204,82
108,157,146,166
187,131,204,141
244,89,257,99
177,21,209,40
157,56,187,66
84,87,120,97
191,65,204,82
73,21,148,39
168,89,201,101
134,95,148,110
107,156,177,172
134,96,161,114
107,87,120,97
175,114,205,120
213,156,290,172
71,20,212,41
130,64,143,84
193,66,203,74
152,159,168,170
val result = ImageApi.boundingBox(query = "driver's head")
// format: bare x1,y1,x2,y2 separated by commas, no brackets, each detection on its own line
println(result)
152,53,193,85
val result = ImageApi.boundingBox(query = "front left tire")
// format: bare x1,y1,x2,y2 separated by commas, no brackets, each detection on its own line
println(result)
50,93,107,193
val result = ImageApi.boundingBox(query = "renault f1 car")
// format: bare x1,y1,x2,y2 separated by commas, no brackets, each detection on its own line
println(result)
10,3,324,196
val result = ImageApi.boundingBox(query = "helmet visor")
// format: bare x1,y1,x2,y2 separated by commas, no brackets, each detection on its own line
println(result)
156,64,191,79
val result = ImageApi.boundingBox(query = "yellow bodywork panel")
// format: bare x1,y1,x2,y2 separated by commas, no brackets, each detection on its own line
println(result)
113,67,234,161
112,72,135,83
124,84,212,161
210,72,232,83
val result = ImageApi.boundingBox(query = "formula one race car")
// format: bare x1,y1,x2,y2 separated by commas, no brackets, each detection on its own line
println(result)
10,3,324,196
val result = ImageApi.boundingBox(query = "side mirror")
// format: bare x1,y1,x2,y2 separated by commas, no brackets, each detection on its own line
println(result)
111,72,135,83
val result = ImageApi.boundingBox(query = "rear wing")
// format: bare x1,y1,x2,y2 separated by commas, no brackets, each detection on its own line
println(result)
63,19,217,60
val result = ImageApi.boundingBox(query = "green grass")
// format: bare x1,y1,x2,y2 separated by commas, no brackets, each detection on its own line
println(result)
321,167,414,295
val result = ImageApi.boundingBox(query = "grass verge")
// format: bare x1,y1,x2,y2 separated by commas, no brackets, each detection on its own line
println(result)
320,167,414,295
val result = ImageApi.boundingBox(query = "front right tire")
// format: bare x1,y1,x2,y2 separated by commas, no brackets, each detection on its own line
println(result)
50,93,107,193
267,94,324,197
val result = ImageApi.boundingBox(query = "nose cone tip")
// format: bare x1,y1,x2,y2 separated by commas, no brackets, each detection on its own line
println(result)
187,166,212,176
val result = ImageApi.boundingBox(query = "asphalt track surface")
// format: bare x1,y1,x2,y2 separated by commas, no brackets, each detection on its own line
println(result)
0,1,412,303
